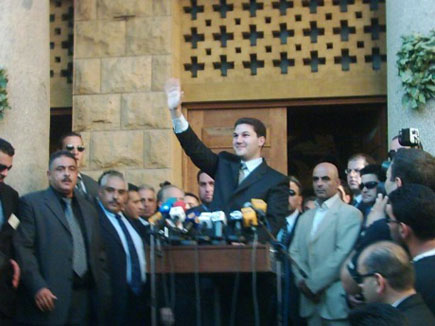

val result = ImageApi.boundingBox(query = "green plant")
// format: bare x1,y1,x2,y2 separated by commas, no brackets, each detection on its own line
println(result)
397,30,435,110
0,68,11,119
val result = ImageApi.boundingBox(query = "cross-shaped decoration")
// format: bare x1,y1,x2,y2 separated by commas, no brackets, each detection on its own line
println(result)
303,22,325,43
273,52,295,74
333,21,356,42
272,23,295,45
213,0,234,19
332,0,355,12
334,49,357,71
213,26,234,47
303,51,326,72
213,55,235,77
364,18,386,40
365,47,386,71
184,56,205,78
302,0,325,14
243,54,265,75
363,0,385,11
183,0,204,20
242,25,264,46
184,27,204,49
242,0,264,18
272,0,294,16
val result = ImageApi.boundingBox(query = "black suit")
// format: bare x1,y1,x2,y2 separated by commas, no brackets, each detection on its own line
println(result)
176,126,289,241
0,182,19,323
414,255,435,315
396,293,435,325
79,173,99,202
14,188,111,325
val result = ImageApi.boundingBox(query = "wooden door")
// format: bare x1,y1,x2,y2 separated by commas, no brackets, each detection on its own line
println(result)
182,106,287,195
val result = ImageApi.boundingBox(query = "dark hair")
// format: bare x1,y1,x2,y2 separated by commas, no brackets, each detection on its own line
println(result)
390,148,435,191
48,150,76,169
388,184,435,240
349,302,408,326
156,181,183,203
59,131,82,149
360,164,382,179
98,170,124,187
360,241,414,291
0,138,15,156
288,175,302,195
196,170,209,183
185,192,200,202
128,183,139,192
348,153,376,165
234,117,266,138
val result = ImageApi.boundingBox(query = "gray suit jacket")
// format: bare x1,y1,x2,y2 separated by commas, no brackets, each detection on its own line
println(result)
289,195,361,320
14,187,111,325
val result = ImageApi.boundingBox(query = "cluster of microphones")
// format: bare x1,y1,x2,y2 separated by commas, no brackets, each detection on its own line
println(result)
148,198,269,244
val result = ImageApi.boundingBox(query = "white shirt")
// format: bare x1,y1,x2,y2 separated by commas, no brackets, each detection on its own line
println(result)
392,294,414,308
98,201,146,283
311,193,340,237
241,157,263,179
413,248,435,262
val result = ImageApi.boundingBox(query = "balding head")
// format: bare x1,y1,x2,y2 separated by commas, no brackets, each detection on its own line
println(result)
312,162,340,202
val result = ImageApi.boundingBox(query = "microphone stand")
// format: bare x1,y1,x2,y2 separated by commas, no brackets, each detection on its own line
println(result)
149,224,157,326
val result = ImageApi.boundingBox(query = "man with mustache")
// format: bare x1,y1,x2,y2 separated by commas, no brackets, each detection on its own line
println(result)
14,150,111,325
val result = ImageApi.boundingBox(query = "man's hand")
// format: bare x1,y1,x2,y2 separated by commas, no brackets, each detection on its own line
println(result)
9,259,20,289
366,193,388,226
164,78,183,114
35,288,57,312
298,279,320,303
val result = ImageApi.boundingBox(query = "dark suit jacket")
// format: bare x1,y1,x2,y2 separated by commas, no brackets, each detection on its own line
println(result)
176,126,289,241
396,293,435,325
0,182,19,318
80,173,99,202
14,188,111,325
414,255,435,315
97,205,146,325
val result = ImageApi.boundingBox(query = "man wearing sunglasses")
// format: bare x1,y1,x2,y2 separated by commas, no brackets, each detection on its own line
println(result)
358,164,383,220
345,153,375,209
356,241,434,325
60,132,99,202
0,138,20,325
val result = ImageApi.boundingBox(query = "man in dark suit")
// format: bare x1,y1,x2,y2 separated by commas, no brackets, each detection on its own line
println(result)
357,241,435,325
388,183,435,315
14,150,111,325
96,170,147,325
60,132,99,202
0,138,20,325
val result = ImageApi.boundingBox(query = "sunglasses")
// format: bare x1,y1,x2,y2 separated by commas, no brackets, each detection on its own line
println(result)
385,216,401,225
353,270,379,284
66,144,85,152
359,181,378,190
0,164,13,172
289,189,297,196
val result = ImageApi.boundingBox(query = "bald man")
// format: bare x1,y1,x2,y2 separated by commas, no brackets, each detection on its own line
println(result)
290,162,362,326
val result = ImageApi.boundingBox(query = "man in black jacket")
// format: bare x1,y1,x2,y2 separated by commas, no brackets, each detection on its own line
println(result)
0,138,20,325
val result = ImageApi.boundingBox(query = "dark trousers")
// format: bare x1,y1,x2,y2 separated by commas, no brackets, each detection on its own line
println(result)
66,287,90,326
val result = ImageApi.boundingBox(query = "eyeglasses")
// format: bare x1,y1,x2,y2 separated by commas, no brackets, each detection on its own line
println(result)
0,164,12,172
354,270,379,284
359,181,379,190
289,189,297,196
385,216,401,225
345,168,361,175
65,144,85,152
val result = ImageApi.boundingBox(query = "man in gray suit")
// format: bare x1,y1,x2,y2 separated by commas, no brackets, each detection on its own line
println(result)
14,150,111,325
290,162,362,326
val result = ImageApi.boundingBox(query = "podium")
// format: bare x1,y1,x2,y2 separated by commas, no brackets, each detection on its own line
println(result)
146,244,274,274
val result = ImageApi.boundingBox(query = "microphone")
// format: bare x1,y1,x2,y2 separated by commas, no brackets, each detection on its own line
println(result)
241,206,258,227
210,211,226,240
148,197,177,226
198,212,213,230
169,201,187,223
243,199,267,224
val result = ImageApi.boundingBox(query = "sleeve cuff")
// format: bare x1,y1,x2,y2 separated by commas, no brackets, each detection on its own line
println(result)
172,114,189,134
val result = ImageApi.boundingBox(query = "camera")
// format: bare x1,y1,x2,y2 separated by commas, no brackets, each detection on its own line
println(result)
398,128,421,148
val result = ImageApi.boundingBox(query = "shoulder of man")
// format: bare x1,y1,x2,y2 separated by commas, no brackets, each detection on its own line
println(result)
335,200,363,220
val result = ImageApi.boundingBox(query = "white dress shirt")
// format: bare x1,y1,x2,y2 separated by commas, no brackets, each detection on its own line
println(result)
311,193,340,238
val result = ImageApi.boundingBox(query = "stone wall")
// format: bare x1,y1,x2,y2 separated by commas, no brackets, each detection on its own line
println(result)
73,0,183,190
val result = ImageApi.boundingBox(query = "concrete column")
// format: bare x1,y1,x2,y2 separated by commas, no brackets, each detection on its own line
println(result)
0,0,50,194
386,0,435,155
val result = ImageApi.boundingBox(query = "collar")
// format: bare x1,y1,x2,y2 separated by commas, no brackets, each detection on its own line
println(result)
315,193,340,210
241,157,263,173
354,194,362,203
286,210,299,224
413,247,435,262
391,294,414,308
97,200,124,219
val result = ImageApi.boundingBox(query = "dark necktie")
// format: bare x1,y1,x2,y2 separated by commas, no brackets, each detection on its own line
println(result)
281,225,291,249
115,214,142,295
238,162,248,185
62,198,88,277
75,175,86,195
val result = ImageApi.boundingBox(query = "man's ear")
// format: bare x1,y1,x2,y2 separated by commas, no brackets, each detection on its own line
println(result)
399,222,411,240
258,136,265,147
395,177,403,188
375,273,386,294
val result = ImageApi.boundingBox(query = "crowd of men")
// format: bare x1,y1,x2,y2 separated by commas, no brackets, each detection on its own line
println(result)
0,78,434,325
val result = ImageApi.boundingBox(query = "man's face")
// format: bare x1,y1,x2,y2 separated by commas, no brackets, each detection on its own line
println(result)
47,155,77,197
98,176,127,214
357,255,380,304
313,164,339,202
0,151,13,183
184,195,200,209
346,158,366,194
62,136,85,168
198,172,214,204
138,188,157,218
384,165,398,195
159,187,185,207
124,191,144,219
288,181,302,212
360,174,379,204
232,123,265,161
386,203,404,245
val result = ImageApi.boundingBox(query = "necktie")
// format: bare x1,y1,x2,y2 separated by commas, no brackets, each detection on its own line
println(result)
238,162,248,185
62,198,87,277
75,175,86,195
115,214,142,295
